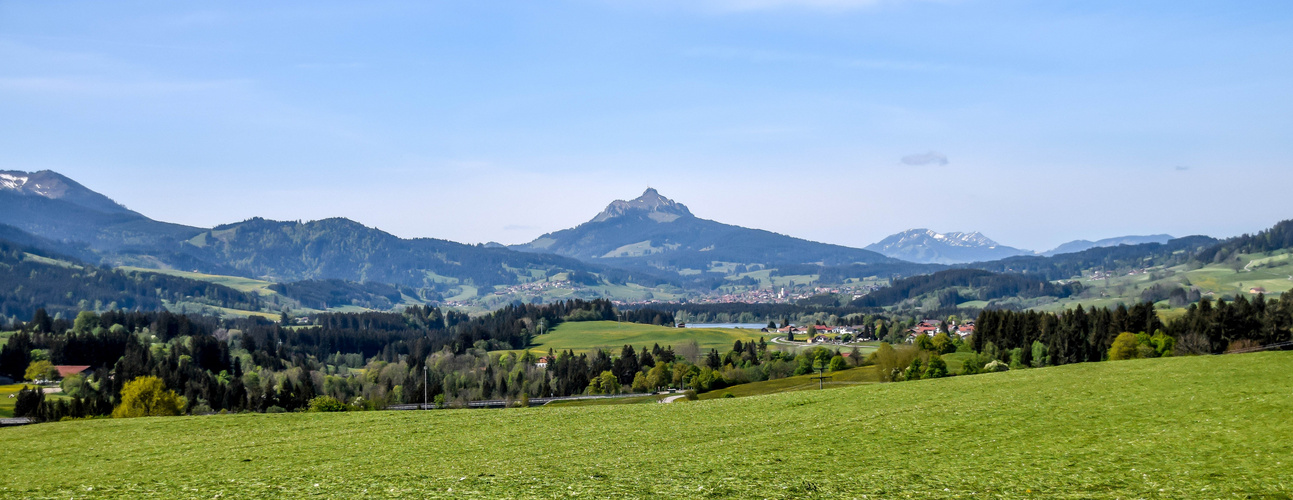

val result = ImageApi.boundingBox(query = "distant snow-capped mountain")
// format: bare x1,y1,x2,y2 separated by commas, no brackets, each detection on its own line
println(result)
865,229,1032,264
1,170,137,216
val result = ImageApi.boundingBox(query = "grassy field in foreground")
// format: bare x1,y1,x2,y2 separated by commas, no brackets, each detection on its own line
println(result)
4,353,1293,498
520,321,769,354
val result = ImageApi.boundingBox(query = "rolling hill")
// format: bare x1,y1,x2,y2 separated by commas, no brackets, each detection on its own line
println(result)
1042,234,1175,256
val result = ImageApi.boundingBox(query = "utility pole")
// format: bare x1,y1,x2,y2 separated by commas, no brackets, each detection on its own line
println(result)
423,366,428,410
810,362,832,390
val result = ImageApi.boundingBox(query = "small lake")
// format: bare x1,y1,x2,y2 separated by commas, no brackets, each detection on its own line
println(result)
684,323,770,330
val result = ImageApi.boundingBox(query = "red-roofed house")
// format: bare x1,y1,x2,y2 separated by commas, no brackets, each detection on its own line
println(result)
53,365,91,378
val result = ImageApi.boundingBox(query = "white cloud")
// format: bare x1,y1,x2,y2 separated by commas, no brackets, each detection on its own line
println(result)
901,151,949,166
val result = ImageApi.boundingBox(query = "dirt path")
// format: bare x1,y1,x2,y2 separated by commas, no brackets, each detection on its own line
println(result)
660,395,687,404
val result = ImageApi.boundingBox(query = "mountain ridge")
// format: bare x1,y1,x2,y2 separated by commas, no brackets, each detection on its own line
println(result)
865,228,1032,264
1043,234,1175,256
513,188,902,272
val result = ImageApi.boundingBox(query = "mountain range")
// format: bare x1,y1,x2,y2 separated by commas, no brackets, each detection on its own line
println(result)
513,188,909,274
865,229,1032,264
0,170,1225,308
1042,235,1175,256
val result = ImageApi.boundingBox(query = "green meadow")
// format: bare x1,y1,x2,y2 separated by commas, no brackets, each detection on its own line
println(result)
117,267,281,296
3,352,1291,498
0,384,25,417
521,321,769,354
696,365,879,400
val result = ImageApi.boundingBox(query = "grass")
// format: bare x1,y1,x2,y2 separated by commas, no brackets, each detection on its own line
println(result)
3,352,1290,498
0,384,28,418
544,394,668,407
520,321,769,354
117,267,280,296
1032,250,1293,315
166,301,284,320
697,365,879,400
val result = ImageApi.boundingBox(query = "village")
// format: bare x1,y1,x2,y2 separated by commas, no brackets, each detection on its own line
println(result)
761,318,976,346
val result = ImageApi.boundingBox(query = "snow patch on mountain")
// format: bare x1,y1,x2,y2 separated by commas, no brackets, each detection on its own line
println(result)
866,229,1031,264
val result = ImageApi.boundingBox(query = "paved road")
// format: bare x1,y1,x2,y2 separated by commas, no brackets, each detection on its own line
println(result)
660,395,687,404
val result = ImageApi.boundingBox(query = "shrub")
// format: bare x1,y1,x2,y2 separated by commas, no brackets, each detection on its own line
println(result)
1008,348,1026,370
112,376,186,418
190,403,215,415
308,395,349,412
265,405,287,414
925,355,948,379
722,392,735,398
984,360,1009,372
828,355,847,372
1030,341,1049,368
1225,339,1261,353
683,390,698,401
1108,332,1139,360
24,360,55,382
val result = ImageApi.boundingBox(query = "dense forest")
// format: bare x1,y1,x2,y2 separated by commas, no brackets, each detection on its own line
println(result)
955,236,1218,281
848,269,1081,308
269,279,422,310
971,294,1293,368
0,239,265,322
1194,219,1293,264
0,299,701,421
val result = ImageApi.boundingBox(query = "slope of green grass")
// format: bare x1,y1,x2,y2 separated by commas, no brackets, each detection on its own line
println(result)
4,352,1291,498
522,321,768,354
117,266,280,296
697,365,878,400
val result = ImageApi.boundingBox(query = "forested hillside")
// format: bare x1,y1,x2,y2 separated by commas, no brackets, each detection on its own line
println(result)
1195,219,1293,263
849,269,1081,308
0,239,265,322
960,235,1218,280
0,299,681,420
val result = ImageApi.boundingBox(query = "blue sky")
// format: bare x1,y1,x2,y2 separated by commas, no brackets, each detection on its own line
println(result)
1,0,1291,251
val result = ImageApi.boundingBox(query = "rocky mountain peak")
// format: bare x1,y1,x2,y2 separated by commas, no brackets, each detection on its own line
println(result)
591,188,693,223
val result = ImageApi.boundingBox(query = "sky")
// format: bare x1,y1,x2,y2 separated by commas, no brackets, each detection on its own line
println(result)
1,0,1291,252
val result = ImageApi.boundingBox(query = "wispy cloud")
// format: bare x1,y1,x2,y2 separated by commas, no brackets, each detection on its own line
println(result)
1174,166,1189,171
901,151,949,166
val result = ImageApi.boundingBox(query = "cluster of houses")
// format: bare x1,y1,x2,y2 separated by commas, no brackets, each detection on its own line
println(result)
905,320,975,343
775,324,875,344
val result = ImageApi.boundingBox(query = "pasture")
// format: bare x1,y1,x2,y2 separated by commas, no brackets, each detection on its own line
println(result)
0,384,26,418
2,352,1290,498
117,267,280,296
697,365,879,400
521,321,769,354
